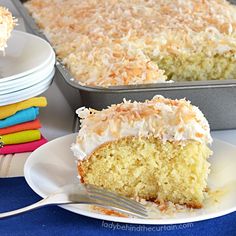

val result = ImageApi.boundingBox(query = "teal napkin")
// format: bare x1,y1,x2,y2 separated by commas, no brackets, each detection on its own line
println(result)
0,107,39,128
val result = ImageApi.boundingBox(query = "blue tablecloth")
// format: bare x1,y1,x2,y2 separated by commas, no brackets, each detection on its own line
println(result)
0,177,236,236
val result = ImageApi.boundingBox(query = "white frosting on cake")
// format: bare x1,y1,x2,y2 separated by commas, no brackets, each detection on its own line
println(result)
0,7,15,51
25,0,236,86
71,95,212,160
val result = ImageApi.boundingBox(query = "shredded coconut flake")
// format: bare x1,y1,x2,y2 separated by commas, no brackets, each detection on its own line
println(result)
25,0,236,86
0,6,15,51
72,95,212,160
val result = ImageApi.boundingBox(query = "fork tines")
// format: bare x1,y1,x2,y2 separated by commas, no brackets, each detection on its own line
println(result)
85,184,148,218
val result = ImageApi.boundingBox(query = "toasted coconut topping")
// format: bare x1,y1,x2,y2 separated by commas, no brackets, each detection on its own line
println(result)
25,0,236,87
0,6,15,51
71,95,212,160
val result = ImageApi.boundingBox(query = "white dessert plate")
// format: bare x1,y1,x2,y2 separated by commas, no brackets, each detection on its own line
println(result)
0,52,55,90
24,133,236,225
0,69,55,106
0,61,55,94
0,30,54,81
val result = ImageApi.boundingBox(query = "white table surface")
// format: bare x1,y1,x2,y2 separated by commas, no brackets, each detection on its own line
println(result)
0,0,236,178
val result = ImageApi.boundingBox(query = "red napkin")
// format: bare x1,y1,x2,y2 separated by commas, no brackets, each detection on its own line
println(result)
0,119,41,135
0,136,47,155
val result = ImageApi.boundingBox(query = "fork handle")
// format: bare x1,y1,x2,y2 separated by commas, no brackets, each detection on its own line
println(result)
0,198,50,219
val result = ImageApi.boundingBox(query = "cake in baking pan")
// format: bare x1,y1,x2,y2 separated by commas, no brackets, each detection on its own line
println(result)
0,6,14,51
25,0,236,87
71,95,213,208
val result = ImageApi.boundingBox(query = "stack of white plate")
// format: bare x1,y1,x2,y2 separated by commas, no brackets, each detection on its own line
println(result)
0,30,55,106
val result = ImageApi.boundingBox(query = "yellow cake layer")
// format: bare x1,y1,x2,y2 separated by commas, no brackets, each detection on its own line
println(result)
78,137,212,208
152,52,236,81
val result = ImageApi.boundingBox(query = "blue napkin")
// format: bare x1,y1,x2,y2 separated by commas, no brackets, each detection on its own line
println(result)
0,177,236,236
0,107,39,128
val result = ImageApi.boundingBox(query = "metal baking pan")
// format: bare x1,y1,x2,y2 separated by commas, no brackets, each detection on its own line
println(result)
14,0,236,130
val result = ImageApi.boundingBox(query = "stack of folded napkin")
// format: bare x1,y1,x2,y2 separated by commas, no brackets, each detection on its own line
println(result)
0,97,48,154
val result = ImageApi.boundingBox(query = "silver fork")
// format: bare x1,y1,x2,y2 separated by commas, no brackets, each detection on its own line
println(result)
0,183,148,219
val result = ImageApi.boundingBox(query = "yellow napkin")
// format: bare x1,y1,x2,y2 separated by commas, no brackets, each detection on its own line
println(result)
0,130,41,145
0,97,47,120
